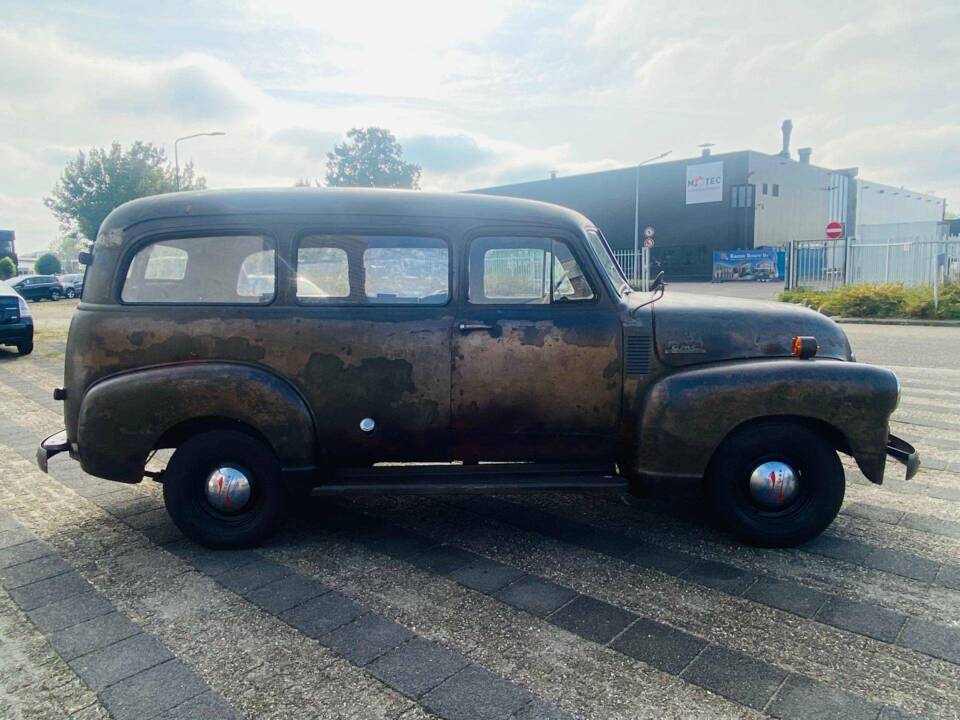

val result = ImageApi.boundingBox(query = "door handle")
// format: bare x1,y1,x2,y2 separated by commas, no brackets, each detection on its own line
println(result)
457,322,494,333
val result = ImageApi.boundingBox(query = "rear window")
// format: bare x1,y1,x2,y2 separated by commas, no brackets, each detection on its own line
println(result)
121,235,275,304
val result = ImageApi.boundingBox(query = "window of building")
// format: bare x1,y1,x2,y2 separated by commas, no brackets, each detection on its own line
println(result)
730,184,755,208
772,183,780,197
762,183,768,195
122,235,275,304
468,236,594,304
296,235,449,304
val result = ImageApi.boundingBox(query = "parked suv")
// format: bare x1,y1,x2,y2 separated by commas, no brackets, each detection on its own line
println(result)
37,189,918,549
59,273,84,299
7,274,64,301
0,282,34,355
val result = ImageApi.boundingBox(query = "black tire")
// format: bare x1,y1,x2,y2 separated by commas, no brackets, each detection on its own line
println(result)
65,287,76,299
16,341,33,356
163,430,287,548
709,421,844,547
50,289,62,301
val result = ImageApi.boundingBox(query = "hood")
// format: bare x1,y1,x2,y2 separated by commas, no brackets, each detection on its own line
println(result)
650,291,852,367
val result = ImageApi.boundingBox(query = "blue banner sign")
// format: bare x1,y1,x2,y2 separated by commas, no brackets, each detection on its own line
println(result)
712,248,780,282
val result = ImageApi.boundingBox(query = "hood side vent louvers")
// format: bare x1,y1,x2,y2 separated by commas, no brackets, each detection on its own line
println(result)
624,333,652,375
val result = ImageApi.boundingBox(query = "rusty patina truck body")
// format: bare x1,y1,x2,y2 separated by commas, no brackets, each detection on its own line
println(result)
38,188,918,548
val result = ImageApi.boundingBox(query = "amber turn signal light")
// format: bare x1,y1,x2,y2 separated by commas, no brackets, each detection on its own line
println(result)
792,336,818,359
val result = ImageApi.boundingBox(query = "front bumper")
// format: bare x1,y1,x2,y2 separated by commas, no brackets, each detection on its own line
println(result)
886,433,920,481
37,430,70,474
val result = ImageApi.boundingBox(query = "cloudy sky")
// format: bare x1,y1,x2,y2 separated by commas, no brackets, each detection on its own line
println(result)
2,0,958,252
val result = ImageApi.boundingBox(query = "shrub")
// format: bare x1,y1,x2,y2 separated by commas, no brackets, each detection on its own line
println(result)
778,282,960,319
0,256,15,280
34,252,61,275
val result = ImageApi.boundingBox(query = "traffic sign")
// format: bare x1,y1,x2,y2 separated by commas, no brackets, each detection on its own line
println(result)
644,226,655,238
643,237,655,249
825,221,844,239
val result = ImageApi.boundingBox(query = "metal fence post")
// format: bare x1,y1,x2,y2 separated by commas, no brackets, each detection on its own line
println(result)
843,236,851,286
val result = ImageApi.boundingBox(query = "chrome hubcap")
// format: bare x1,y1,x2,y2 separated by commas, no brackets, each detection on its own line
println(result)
748,461,799,509
204,465,252,513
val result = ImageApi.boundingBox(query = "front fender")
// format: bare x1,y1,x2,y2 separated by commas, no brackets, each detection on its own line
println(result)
77,362,316,482
635,359,899,484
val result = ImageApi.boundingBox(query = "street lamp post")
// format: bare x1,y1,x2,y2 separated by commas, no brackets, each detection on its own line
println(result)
174,132,225,190
633,150,672,288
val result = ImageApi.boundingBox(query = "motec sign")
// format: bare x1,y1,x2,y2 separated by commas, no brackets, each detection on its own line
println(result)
825,221,844,239
685,161,723,205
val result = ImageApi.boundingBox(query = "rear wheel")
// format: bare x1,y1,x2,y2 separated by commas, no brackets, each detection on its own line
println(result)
16,341,33,356
709,421,844,547
50,289,62,301
65,287,76,299
163,430,287,548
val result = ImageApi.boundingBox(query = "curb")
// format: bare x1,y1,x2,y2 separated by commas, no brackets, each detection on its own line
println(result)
832,317,960,327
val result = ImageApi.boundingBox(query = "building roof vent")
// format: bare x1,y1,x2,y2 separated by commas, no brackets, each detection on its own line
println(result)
798,147,812,164
779,119,793,159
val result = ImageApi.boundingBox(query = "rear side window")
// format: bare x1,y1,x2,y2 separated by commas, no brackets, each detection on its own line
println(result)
296,235,448,305
121,235,275,304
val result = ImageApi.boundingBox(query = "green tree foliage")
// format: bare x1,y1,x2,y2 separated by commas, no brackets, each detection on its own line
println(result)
49,230,87,273
325,128,421,189
45,142,206,242
34,252,62,275
0,257,15,280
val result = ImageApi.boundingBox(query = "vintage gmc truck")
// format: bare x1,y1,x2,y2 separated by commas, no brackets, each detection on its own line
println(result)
38,188,918,549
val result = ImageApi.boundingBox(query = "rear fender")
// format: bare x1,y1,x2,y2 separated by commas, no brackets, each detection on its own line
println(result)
635,359,899,484
77,362,317,482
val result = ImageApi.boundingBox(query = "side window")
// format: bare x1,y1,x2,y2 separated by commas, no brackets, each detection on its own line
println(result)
121,235,275,304
296,235,448,305
469,237,594,305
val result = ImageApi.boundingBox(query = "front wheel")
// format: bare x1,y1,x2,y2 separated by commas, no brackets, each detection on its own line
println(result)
709,421,844,547
65,287,76,299
163,430,288,548
50,289,62,301
16,341,33,356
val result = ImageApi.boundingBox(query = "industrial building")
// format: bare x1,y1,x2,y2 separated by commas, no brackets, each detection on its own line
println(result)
472,121,947,281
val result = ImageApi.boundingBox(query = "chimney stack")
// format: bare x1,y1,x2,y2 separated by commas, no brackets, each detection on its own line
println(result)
549,171,557,180
701,147,711,158
779,119,793,159
798,147,812,164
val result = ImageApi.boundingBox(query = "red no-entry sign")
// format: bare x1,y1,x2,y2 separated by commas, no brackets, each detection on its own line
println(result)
825,221,844,239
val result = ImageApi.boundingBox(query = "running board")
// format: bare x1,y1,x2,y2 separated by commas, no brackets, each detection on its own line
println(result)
313,463,626,495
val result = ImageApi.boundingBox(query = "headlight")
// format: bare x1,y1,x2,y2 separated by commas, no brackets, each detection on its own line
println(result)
17,296,30,318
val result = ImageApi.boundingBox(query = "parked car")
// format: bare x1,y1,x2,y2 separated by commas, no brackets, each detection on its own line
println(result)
7,274,64,301
37,188,919,549
59,273,85,299
0,282,34,355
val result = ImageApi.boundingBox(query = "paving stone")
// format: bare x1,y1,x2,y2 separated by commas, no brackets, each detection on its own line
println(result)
512,700,576,720
96,492,163,519
244,573,328,615
28,590,115,633
367,638,470,698
99,660,207,720
361,527,437,560
900,512,960,539
120,507,170,530
742,577,827,618
165,541,260,577
0,526,35,549
447,557,525,594
0,554,72,589
215,558,291,594
802,535,873,565
407,545,477,575
843,502,905,525
863,548,941,583
279,590,365,637
936,563,960,590
0,539,52,568
70,633,174,690
681,645,788,710
9,570,92,611
768,674,883,720
49,611,142,661
421,665,532,720
493,575,578,618
546,594,637,644
816,597,907,643
898,617,960,665
322,612,416,666
610,617,708,675
154,691,239,720
880,705,923,719
680,560,758,595
141,523,185,546
622,545,695,575
929,486,960,502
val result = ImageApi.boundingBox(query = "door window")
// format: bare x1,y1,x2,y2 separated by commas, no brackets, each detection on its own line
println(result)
468,237,594,304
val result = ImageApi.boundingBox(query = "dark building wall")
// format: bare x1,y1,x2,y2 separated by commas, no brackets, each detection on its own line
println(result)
472,152,754,280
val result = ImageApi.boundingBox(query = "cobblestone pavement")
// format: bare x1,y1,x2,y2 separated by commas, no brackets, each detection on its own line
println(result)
1,324,959,719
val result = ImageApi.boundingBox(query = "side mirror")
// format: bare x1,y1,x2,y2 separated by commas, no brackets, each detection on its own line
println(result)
78,251,93,266
650,271,665,292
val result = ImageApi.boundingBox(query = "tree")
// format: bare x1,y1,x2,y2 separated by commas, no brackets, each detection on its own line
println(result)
325,128,421,189
45,141,206,242
0,257,15,280
49,230,87,273
35,252,62,275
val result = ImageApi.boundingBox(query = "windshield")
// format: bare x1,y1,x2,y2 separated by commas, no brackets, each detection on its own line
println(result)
584,229,631,297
